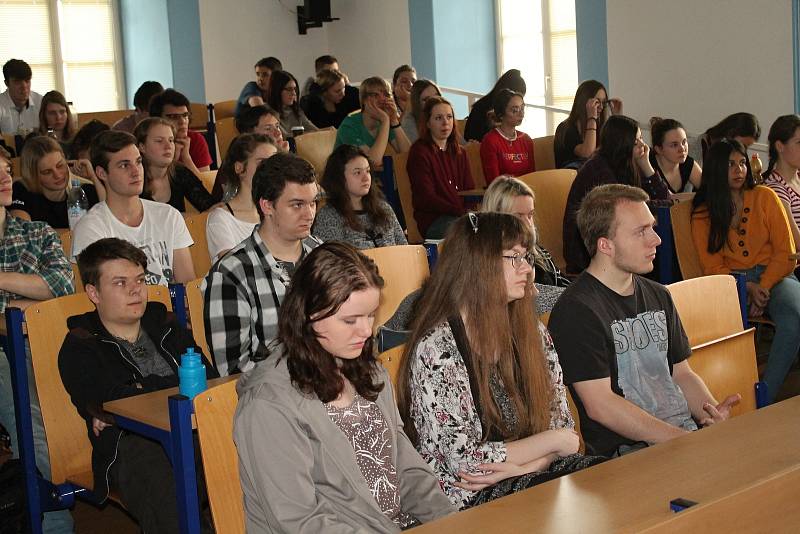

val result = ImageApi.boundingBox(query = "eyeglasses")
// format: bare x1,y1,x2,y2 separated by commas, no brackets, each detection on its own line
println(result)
507,106,524,114
502,252,535,270
164,112,190,122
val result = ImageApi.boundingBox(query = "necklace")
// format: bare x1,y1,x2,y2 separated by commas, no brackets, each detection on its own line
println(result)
495,127,518,146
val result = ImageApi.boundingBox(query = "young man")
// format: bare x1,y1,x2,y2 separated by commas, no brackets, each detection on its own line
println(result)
59,238,216,533
112,80,164,134
71,130,195,285
148,88,212,172
234,104,289,151
235,56,283,116
0,146,75,533
203,152,321,376
549,184,740,457
0,59,43,135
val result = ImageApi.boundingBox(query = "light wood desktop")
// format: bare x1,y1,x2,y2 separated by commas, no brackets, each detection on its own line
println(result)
410,396,800,533
103,376,237,431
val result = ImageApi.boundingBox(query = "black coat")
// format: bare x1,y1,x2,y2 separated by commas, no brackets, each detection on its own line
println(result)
57,302,218,500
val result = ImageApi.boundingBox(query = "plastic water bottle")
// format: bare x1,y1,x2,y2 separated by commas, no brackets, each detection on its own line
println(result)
66,178,88,230
178,347,207,400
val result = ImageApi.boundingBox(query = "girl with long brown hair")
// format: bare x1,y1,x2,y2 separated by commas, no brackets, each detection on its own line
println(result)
234,242,454,532
397,212,602,510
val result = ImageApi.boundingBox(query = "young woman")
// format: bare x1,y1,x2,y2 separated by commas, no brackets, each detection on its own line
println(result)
400,79,441,144
762,114,800,247
314,144,406,249
234,242,455,532
37,90,75,143
464,69,526,142
562,115,670,274
335,76,411,168
691,139,800,403
134,117,215,213
481,175,569,294
699,112,761,159
267,70,319,138
397,213,602,510
206,133,277,262
300,69,350,129
649,117,702,193
480,89,536,183
407,96,474,239
392,65,417,118
554,80,623,169
11,135,101,228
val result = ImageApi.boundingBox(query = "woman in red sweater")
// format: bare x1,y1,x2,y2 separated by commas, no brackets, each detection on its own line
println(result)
480,89,535,184
408,96,475,239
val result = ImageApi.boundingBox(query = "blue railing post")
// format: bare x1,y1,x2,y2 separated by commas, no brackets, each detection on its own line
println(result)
169,284,188,329
168,394,201,534
205,103,218,170
4,308,43,534
732,272,748,328
655,206,675,284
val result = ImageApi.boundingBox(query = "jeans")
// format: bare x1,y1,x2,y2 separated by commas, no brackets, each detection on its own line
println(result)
0,344,75,533
738,266,800,402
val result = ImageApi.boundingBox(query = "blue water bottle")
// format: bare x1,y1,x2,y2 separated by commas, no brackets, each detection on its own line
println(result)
178,347,207,400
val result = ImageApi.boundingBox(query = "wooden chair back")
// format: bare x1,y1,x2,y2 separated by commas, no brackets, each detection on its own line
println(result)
198,170,217,194
212,100,237,121
215,118,238,162
464,142,486,189
363,245,429,327
55,229,84,293
294,129,337,175
533,135,556,171
667,274,756,416
667,275,743,347
688,329,758,416
194,379,245,534
455,119,466,139
184,212,212,277
77,109,133,128
378,344,404,393
670,198,704,280
189,102,209,131
11,157,20,179
25,286,172,486
186,276,211,366
391,152,423,244
517,169,577,272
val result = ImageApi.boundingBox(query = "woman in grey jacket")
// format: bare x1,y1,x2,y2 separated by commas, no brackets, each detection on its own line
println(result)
233,242,455,533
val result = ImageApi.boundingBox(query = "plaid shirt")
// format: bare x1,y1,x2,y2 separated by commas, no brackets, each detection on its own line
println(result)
0,214,74,313
202,228,321,376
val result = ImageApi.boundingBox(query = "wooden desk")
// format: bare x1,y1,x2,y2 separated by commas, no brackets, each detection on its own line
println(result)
104,376,236,431
103,375,237,534
411,396,800,533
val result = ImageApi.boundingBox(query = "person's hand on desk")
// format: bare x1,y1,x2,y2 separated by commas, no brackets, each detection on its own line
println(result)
698,394,741,427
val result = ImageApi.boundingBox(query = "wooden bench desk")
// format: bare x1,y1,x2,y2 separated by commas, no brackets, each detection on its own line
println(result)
410,396,800,533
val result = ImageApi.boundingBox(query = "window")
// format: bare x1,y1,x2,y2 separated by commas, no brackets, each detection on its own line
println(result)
496,0,578,137
0,0,124,113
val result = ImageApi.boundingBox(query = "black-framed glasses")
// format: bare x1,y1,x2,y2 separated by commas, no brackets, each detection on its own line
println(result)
502,252,535,270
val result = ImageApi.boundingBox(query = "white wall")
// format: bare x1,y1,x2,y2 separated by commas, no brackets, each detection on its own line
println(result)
327,0,412,83
606,0,794,145
197,0,411,103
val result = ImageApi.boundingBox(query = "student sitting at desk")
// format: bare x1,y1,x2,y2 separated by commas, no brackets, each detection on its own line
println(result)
234,242,454,532
549,184,740,458
58,237,217,533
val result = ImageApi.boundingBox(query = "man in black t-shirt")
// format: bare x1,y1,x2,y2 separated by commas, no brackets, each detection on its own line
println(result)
549,184,740,457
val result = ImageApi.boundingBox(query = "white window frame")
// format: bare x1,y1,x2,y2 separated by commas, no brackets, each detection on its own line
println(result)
3,0,127,112
494,0,575,135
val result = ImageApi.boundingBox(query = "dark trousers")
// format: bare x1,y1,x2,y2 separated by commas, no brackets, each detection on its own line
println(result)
110,433,180,534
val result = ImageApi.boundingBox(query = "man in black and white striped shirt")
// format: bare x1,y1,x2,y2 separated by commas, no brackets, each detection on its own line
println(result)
203,152,321,376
